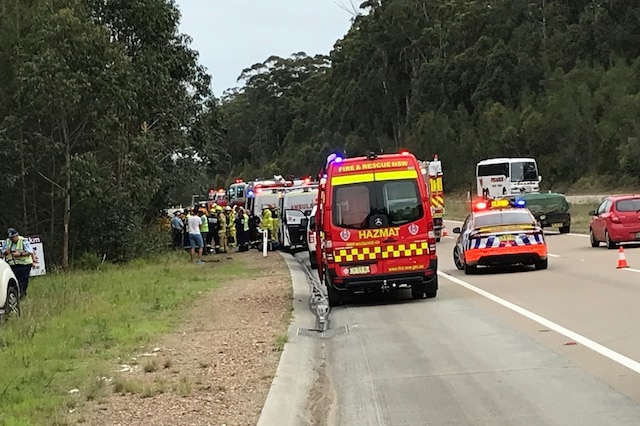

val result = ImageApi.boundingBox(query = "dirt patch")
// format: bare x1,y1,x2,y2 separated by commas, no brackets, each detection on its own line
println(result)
72,251,292,426
307,342,337,426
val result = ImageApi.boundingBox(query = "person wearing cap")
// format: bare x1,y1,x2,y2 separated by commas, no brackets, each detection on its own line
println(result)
3,228,36,299
170,211,184,250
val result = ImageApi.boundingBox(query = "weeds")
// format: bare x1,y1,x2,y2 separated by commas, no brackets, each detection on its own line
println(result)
274,333,288,352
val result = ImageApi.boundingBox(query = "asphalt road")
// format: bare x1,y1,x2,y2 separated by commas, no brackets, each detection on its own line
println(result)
313,222,640,425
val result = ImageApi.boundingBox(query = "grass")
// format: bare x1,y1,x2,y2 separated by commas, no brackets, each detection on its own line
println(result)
444,196,600,234
273,333,288,352
0,251,251,425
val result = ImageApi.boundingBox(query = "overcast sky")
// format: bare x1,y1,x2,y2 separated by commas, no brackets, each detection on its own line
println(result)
175,0,357,97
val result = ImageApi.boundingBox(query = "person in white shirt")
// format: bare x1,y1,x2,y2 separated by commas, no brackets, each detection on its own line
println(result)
187,209,205,264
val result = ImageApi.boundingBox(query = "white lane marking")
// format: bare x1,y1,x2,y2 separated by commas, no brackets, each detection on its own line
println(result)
548,254,560,258
622,268,640,273
438,271,640,375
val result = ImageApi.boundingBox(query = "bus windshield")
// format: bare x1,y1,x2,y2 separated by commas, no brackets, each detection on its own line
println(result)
477,163,508,178
510,161,538,182
332,180,423,229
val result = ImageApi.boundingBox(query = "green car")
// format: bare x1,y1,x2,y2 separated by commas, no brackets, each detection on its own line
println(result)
518,192,571,234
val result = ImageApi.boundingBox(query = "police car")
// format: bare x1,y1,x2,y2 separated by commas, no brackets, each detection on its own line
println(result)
452,197,548,274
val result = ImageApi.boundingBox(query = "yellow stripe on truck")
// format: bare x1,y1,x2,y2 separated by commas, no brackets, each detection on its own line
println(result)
331,173,374,186
330,169,418,186
374,170,418,181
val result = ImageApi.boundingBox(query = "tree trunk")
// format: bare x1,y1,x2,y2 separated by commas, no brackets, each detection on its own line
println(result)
62,118,71,271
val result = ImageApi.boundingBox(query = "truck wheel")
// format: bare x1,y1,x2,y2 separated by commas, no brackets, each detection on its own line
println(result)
559,226,570,234
464,264,477,275
325,276,342,307
424,275,438,299
435,237,441,243
309,252,318,269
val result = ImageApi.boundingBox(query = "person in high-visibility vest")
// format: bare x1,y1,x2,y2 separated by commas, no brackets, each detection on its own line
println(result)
198,209,209,255
270,205,279,244
3,228,36,299
261,205,272,249
226,206,236,248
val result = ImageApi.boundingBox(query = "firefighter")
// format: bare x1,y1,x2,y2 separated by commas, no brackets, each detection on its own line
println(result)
270,204,279,244
217,206,228,253
261,205,272,249
226,206,236,248
207,208,219,253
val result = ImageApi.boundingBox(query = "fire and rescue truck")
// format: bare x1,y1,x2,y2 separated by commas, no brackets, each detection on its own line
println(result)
315,150,439,307
418,155,444,242
227,179,248,207
208,188,228,209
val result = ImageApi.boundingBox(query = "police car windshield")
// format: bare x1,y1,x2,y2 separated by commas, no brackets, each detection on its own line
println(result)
474,211,533,228
332,180,423,229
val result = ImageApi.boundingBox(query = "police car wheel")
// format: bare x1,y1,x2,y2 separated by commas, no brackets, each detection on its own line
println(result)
453,247,465,270
535,258,548,270
464,264,477,275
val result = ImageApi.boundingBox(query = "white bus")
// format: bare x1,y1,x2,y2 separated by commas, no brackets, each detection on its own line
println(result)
476,157,541,197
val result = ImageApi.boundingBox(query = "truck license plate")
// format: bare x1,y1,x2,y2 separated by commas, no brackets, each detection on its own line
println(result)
350,266,370,275
552,223,563,228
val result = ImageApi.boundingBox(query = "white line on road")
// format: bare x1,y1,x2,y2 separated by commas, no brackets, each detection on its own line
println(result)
438,270,640,376
548,254,560,258
622,268,640,274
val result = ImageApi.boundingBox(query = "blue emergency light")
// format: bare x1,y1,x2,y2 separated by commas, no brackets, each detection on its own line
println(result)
246,190,255,198
514,198,526,207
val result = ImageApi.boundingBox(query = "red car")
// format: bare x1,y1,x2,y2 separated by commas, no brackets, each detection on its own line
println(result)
589,195,640,249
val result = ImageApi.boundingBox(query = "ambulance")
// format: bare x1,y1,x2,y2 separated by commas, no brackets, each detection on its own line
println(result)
315,150,439,306
277,181,318,251
245,178,292,217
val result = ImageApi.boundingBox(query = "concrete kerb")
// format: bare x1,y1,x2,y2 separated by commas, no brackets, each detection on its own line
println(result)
257,252,319,426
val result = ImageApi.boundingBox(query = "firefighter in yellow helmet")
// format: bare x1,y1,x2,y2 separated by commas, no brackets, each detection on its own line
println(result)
217,205,227,253
225,206,236,248
261,205,272,249
269,204,279,244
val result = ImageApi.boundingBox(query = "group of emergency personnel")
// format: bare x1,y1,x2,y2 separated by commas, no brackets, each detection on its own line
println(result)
172,205,241,255
170,200,283,261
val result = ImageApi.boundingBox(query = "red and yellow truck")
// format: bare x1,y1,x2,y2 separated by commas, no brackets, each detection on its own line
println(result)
315,150,439,306
419,155,445,242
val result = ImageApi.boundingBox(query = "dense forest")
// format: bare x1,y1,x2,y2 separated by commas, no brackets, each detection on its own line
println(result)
0,0,223,266
2,0,640,267
218,0,640,194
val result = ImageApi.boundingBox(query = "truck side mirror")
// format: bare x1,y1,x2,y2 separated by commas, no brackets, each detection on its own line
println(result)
588,210,596,216
301,218,309,228
538,175,543,182
452,227,462,234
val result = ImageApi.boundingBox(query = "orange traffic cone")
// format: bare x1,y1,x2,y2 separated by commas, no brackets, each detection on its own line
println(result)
617,246,629,269
441,226,448,237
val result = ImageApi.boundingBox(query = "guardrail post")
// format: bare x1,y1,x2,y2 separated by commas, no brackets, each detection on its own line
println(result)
263,229,268,257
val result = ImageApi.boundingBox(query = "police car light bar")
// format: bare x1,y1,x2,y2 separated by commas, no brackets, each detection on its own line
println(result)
473,197,526,211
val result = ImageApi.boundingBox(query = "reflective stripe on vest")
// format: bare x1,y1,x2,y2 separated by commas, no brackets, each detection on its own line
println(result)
7,237,32,265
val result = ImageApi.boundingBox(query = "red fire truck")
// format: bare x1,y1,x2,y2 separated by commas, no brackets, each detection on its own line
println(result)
315,150,439,306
